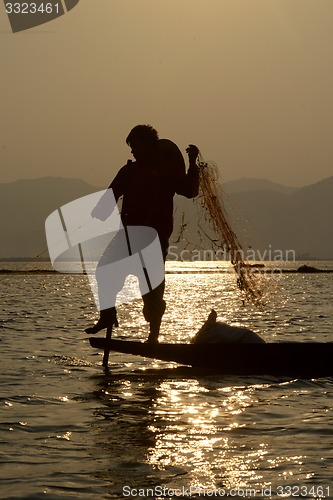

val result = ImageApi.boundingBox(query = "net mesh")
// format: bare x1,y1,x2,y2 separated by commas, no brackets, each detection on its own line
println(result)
198,154,265,306
173,152,267,307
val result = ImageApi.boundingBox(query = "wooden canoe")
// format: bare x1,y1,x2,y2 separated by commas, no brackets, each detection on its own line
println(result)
89,338,333,378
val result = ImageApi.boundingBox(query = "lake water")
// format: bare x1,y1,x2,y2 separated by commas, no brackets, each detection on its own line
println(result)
1,261,333,499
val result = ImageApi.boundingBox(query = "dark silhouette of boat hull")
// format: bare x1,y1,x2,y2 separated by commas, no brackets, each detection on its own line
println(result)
89,338,333,378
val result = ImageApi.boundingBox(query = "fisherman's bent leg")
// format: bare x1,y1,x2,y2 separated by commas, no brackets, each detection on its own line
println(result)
85,238,127,334
142,280,166,343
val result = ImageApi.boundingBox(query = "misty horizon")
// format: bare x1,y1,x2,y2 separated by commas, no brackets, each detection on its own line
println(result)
1,172,332,190
1,175,332,260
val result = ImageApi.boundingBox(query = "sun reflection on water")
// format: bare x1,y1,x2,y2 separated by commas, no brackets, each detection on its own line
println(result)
83,264,331,491
146,379,273,489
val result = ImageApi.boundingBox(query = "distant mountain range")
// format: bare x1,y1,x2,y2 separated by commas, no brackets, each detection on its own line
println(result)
0,177,96,260
223,177,299,195
1,176,332,260
223,176,333,260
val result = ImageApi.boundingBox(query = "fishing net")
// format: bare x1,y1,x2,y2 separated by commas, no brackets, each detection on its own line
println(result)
172,152,267,307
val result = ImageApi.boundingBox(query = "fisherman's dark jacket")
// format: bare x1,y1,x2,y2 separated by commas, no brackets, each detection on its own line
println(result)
109,142,199,251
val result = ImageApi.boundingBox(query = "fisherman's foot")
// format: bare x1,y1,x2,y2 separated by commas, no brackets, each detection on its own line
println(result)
85,319,110,334
145,338,159,344
146,318,162,344
146,332,160,344
85,318,118,334
85,308,118,334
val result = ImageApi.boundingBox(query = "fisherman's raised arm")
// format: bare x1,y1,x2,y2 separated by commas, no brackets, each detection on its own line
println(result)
176,144,200,198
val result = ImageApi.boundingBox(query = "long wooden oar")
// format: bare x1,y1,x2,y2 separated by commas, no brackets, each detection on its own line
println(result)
102,326,112,369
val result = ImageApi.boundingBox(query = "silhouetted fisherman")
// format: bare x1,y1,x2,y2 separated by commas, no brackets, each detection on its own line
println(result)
86,125,199,343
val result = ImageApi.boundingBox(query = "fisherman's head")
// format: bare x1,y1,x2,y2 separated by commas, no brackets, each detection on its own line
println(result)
126,124,159,162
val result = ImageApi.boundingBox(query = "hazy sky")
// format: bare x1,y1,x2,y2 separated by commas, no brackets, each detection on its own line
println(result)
1,0,333,187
